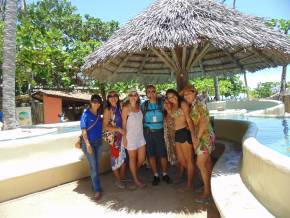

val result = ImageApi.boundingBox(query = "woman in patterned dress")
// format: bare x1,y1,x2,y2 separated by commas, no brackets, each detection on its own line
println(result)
180,85,215,202
103,90,127,188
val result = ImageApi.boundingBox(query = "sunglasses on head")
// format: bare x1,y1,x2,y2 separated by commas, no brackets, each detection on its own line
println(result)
108,94,119,98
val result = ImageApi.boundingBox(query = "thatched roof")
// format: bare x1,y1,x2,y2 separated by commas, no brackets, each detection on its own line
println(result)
81,0,290,83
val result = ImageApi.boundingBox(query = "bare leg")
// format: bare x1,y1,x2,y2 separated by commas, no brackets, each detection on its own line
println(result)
179,142,194,188
113,169,121,182
128,150,142,186
160,157,168,174
197,153,211,197
137,145,146,168
120,163,126,180
149,156,158,174
175,143,186,168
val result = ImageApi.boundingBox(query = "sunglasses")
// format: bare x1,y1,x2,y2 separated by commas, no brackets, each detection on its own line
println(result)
128,94,138,97
91,100,101,104
108,94,119,98
147,90,156,94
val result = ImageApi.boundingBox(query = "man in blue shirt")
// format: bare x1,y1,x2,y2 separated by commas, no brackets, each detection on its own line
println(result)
141,85,171,186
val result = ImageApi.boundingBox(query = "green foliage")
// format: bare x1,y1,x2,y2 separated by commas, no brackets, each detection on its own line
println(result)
191,75,245,97
1,0,119,94
265,19,290,35
251,82,280,98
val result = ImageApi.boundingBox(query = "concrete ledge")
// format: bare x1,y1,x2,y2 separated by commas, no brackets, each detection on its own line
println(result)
0,131,111,202
211,140,273,218
208,100,284,116
213,119,290,218
241,138,290,218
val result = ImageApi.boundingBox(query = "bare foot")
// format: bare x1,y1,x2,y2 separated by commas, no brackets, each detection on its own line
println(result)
136,182,146,189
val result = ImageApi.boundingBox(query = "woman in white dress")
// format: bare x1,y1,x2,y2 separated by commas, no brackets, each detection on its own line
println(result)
122,89,146,188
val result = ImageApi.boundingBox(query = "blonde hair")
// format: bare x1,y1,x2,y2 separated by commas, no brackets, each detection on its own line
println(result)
179,84,198,97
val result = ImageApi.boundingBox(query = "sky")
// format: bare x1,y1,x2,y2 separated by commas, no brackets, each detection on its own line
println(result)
28,0,290,88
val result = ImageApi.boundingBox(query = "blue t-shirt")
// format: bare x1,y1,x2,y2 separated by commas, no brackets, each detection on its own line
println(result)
80,109,103,142
141,100,164,130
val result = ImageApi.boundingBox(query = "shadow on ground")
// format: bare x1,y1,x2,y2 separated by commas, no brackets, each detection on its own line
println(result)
73,166,220,218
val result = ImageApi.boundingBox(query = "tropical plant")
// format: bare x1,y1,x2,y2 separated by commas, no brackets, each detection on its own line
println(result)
252,82,280,98
266,19,290,97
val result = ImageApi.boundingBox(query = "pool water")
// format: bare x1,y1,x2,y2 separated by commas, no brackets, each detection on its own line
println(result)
56,126,80,134
214,114,290,157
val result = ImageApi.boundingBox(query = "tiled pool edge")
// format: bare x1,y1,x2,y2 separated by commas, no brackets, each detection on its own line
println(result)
213,119,290,218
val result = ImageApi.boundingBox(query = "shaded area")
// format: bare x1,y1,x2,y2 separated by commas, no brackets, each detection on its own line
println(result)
0,166,220,218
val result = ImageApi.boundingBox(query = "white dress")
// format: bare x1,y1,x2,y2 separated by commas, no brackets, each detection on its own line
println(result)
126,110,146,150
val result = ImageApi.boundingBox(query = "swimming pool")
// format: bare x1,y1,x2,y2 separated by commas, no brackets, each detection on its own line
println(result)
214,114,290,157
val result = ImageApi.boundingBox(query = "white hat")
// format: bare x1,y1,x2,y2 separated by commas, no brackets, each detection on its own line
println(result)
127,88,138,95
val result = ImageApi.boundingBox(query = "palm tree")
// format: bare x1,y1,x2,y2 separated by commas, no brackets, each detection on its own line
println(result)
2,0,17,130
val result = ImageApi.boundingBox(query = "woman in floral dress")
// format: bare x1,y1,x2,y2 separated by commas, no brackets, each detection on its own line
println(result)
103,90,127,189
180,85,215,203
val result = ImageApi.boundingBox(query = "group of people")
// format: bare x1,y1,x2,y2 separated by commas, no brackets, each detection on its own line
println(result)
80,84,215,203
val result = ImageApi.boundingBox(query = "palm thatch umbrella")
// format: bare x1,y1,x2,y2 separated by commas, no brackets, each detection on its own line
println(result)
81,0,290,91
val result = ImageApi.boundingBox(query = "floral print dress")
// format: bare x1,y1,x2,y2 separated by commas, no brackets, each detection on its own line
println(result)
190,101,215,155
108,107,127,170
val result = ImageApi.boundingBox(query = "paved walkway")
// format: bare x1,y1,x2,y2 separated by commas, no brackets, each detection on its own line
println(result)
0,167,219,218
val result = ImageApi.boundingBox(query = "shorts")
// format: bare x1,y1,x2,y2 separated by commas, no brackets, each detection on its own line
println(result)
126,138,146,151
175,128,192,144
144,129,167,158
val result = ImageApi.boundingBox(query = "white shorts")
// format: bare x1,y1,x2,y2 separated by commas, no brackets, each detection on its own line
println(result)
126,138,146,151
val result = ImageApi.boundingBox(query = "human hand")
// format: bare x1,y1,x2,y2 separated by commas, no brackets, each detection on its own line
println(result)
118,128,126,136
86,144,93,155
123,137,128,148
192,137,199,150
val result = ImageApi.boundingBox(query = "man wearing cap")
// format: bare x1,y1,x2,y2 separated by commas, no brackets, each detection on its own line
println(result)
141,85,171,186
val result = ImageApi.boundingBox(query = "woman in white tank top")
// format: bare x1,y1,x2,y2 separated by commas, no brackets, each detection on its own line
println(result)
122,89,146,188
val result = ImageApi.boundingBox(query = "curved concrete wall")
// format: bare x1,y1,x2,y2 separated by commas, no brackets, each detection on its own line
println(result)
0,130,111,202
208,100,284,116
214,119,290,218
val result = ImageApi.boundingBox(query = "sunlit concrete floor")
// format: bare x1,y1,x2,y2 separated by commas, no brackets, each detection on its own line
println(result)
0,167,220,218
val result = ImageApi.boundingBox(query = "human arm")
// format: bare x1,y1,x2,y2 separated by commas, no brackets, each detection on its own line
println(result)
103,108,125,135
181,101,197,148
81,129,93,154
121,106,129,147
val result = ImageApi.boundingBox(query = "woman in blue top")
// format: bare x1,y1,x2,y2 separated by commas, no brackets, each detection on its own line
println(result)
80,94,103,201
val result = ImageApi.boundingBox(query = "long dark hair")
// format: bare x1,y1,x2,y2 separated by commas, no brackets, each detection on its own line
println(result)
89,94,103,115
106,90,121,110
166,89,183,108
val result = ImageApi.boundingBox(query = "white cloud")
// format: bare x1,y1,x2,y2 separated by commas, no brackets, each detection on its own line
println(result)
239,66,290,89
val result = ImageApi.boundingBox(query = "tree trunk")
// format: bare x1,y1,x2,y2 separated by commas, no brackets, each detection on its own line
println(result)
243,71,249,99
213,76,220,101
2,0,17,130
279,65,287,98
233,0,236,9
99,82,106,105
176,69,188,92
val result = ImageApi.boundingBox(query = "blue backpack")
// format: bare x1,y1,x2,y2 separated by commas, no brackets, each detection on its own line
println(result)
142,98,163,125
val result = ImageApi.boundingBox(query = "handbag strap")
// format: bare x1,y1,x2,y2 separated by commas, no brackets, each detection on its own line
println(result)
87,115,99,131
